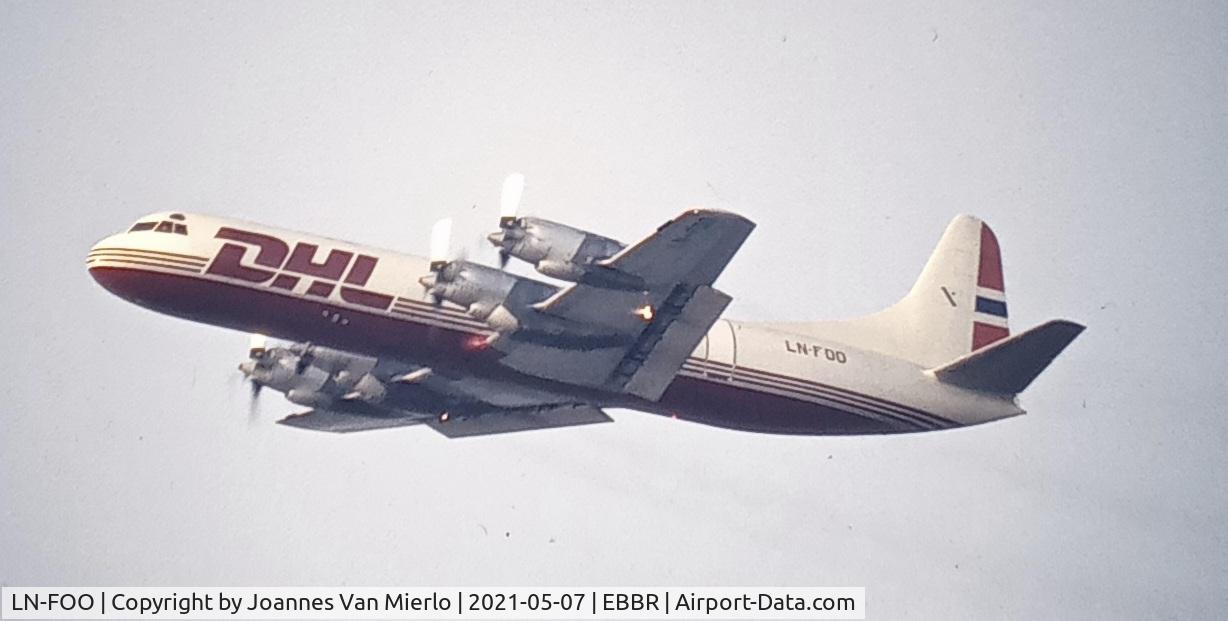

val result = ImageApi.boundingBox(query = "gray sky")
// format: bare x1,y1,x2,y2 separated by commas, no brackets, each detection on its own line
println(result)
2,1,1226,617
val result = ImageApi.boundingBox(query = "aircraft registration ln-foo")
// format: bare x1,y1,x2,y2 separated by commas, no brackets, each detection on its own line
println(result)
87,175,1083,437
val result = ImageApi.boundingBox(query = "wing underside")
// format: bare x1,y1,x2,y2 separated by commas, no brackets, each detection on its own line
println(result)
276,403,611,437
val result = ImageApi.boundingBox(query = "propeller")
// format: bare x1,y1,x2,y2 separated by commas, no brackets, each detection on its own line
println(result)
422,218,454,305
492,173,525,268
239,333,269,424
429,217,453,273
499,173,525,228
248,333,267,359
248,379,262,424
422,173,522,301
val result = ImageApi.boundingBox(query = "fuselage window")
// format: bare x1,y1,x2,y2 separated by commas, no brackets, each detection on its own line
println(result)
128,222,157,232
155,221,174,233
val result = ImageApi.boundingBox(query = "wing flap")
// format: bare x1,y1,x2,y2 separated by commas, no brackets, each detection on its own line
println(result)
619,285,732,400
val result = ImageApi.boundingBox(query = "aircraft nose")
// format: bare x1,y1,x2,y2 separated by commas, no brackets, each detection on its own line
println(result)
86,233,129,273
87,232,125,256
85,220,207,312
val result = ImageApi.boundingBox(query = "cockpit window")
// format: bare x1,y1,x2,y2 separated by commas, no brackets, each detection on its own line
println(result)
129,218,189,235
169,213,186,221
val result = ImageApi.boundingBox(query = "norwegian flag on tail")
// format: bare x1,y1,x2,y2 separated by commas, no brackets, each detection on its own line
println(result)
972,223,1009,351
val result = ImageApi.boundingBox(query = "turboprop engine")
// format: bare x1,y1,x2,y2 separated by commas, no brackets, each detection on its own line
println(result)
488,217,627,283
238,338,389,407
418,217,556,333
418,260,553,332
481,173,637,288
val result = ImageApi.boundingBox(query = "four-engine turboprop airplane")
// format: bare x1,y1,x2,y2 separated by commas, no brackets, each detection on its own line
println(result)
87,175,1083,437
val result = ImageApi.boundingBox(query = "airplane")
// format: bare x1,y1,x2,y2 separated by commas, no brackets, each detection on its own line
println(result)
87,175,1083,437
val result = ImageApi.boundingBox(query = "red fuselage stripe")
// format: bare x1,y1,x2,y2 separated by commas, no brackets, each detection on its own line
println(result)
88,252,208,268
87,258,202,274
681,358,955,427
89,247,210,262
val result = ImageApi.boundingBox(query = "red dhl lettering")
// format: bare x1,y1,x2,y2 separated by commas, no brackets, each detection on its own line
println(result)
205,227,393,310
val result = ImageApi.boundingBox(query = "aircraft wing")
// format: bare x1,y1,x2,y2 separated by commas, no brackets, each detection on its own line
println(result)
496,209,754,400
277,408,428,433
596,208,757,289
530,209,753,334
276,403,610,437
425,404,611,438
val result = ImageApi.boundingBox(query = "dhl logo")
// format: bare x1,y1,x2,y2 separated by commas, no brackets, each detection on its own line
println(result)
205,227,393,311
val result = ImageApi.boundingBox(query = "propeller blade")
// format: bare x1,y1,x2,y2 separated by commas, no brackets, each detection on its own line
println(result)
248,380,262,424
248,333,267,359
429,218,452,271
499,173,524,228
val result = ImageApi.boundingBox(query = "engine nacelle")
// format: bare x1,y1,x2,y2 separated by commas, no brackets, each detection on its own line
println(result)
421,261,516,315
488,217,625,283
344,372,387,403
418,261,555,330
298,345,377,376
240,348,325,393
286,387,334,408
240,342,382,406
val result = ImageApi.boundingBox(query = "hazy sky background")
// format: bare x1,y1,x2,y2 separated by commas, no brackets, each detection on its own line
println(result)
2,1,1226,617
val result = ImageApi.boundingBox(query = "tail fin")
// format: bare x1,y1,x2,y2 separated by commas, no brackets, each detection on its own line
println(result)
930,320,1084,394
759,215,1077,377
804,215,1012,368
887,214,1012,365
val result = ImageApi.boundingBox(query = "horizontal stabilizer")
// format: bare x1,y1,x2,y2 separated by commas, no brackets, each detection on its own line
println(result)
426,404,612,438
930,320,1084,395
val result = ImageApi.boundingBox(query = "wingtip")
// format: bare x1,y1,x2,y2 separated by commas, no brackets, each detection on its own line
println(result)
1045,319,1087,335
677,208,757,235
